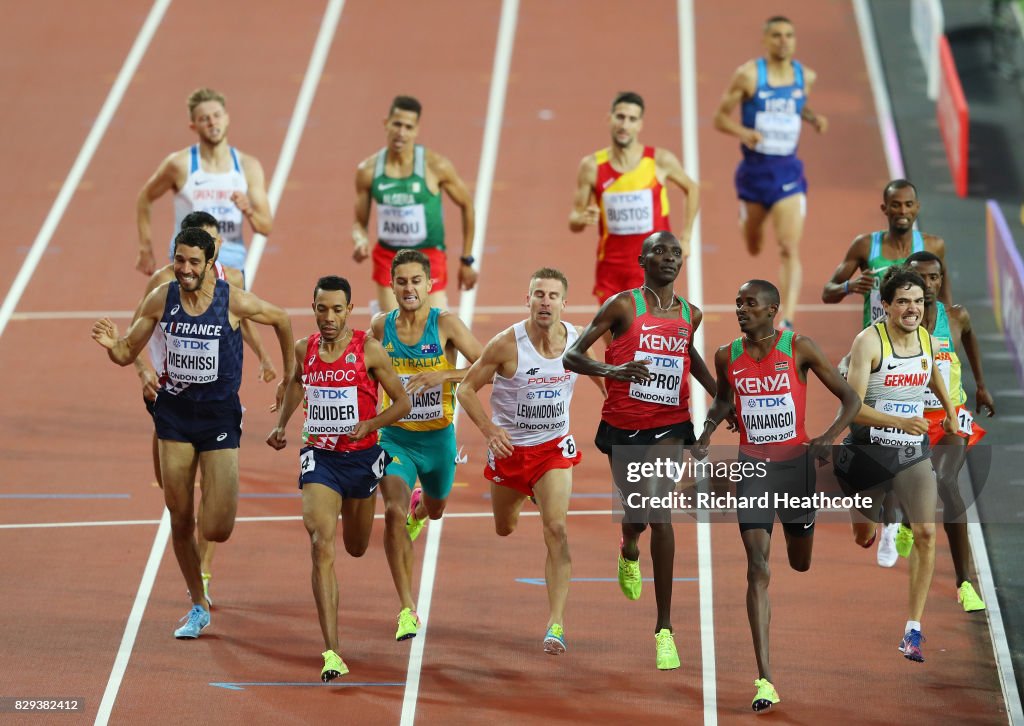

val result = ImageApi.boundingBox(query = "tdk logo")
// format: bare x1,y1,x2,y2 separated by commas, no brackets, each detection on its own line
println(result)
527,389,563,400
747,396,788,409
883,402,917,414
173,339,211,350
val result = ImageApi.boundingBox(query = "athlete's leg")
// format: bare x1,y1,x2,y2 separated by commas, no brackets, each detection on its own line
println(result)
196,496,215,601
380,475,416,611
771,193,806,325
376,284,399,313
491,482,529,536
340,492,376,557
196,448,240,542
934,435,973,586
533,468,573,629
426,290,449,311
741,527,773,681
159,439,205,608
740,201,770,257
849,487,885,547
303,482,343,652
893,459,937,623
151,431,162,487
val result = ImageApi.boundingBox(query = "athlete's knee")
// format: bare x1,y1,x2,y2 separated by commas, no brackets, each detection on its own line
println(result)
853,522,876,548
383,498,408,528
309,530,336,565
343,537,369,558
542,518,568,546
778,240,799,260
425,497,446,520
788,551,811,572
201,520,233,543
495,516,518,536
911,522,936,547
746,551,771,586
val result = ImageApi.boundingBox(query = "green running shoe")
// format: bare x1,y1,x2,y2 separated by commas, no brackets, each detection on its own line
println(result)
655,629,680,670
895,524,914,558
321,650,348,682
406,488,426,542
752,678,780,712
396,607,421,641
618,553,642,600
958,581,986,612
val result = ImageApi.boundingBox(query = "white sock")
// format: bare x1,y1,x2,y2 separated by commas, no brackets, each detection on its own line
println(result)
905,620,921,634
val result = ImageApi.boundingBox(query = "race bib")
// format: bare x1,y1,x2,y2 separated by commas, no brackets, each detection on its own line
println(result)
514,385,570,434
869,398,924,447
557,434,577,458
603,189,655,236
165,335,219,384
957,407,974,436
754,105,801,156
868,288,886,324
629,351,682,406
923,357,951,410
377,204,427,247
740,393,797,444
304,385,359,435
399,374,444,423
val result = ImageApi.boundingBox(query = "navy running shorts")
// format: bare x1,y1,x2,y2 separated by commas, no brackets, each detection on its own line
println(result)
153,393,242,452
735,154,806,208
299,444,390,500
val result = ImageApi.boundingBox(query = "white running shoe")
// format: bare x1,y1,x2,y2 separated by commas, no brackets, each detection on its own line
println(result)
877,523,899,568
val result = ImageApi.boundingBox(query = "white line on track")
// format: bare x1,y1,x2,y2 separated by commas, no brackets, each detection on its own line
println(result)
855,2,1021,721
0,0,172,344
399,3,518,723
94,2,346,723
677,2,716,723
242,0,346,289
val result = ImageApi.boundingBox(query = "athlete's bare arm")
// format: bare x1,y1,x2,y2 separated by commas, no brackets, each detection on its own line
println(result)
562,293,650,381
352,156,376,263
798,66,828,134
923,233,952,305
573,324,607,397
457,328,518,457
796,335,860,458
266,338,309,448
350,337,412,440
231,154,272,235
655,148,699,258
430,151,478,291
229,288,295,409
926,334,959,434
222,267,275,381
135,151,188,275
694,346,734,458
568,154,599,232
712,62,760,148
822,235,873,302
846,328,928,433
687,306,717,397
949,305,995,416
92,285,169,365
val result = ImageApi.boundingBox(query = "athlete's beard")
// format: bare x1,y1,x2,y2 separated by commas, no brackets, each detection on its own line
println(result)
178,267,207,293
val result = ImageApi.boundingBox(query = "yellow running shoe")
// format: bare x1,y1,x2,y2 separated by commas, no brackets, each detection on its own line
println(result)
396,607,421,641
752,678,780,712
201,572,213,608
618,554,642,600
406,488,426,542
958,581,986,612
895,524,914,558
321,650,348,682
655,629,680,670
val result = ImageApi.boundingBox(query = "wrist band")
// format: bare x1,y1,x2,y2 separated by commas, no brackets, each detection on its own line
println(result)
843,280,850,295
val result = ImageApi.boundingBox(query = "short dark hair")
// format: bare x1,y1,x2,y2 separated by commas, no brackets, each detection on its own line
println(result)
880,265,925,304
611,91,644,114
180,211,219,231
883,178,918,203
764,15,793,30
641,231,679,255
391,249,431,278
906,250,943,274
314,275,352,305
389,95,422,119
530,267,568,295
743,279,781,307
173,227,216,262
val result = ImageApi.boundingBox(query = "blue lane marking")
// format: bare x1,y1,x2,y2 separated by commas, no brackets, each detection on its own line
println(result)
0,493,130,499
237,493,299,499
210,681,405,691
516,577,697,586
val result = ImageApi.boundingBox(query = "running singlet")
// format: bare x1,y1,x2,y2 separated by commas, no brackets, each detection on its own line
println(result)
853,322,932,447
862,230,925,327
740,58,806,159
301,331,379,453
603,289,693,429
380,308,455,432
371,145,444,251
728,330,808,460
158,277,241,401
173,145,248,270
148,263,227,376
923,302,967,410
593,146,670,264
490,321,579,447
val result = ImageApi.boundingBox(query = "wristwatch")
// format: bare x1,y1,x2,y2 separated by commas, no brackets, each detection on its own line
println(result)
460,255,475,266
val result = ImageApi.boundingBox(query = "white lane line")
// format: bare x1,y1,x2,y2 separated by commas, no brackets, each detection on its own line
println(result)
399,2,517,724
678,2,716,724
855,2,1022,720
9,303,862,322
0,0,173,343
243,0,345,288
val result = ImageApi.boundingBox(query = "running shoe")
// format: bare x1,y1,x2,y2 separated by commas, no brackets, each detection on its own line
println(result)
618,540,642,600
396,607,421,641
898,629,925,662
202,572,214,607
752,678,780,712
406,488,426,542
895,524,914,558
958,581,986,612
543,624,566,655
173,604,210,639
655,629,680,670
877,523,899,567
321,649,349,682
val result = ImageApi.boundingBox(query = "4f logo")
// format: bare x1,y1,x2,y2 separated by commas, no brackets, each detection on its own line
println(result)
525,367,540,375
